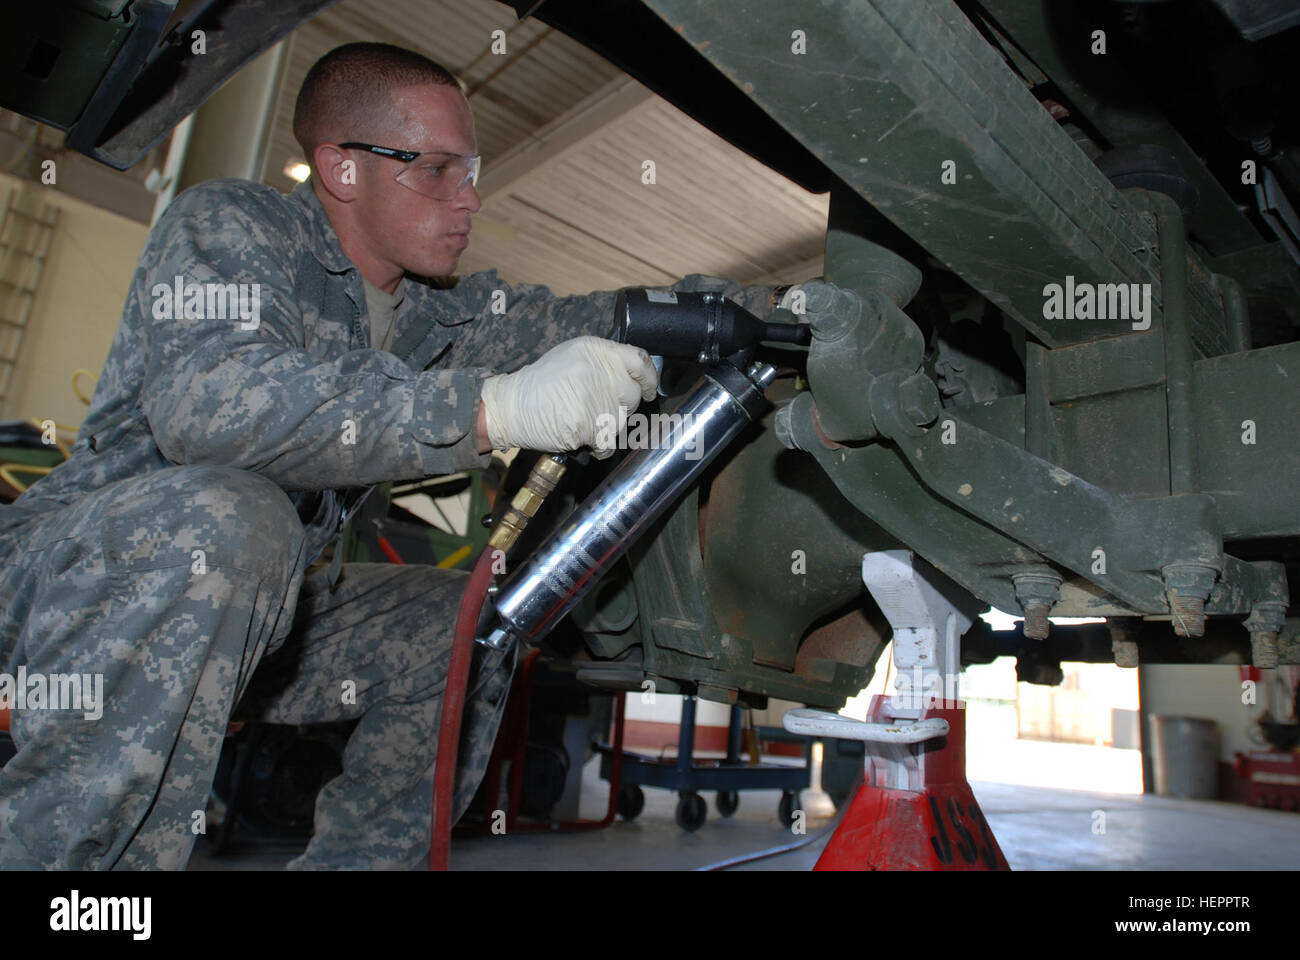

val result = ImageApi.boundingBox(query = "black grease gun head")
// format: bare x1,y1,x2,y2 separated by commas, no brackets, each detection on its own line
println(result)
614,287,810,366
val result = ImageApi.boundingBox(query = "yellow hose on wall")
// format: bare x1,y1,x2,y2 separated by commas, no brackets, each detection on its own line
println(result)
0,368,96,494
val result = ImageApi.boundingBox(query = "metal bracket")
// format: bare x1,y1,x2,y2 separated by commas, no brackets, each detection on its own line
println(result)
781,550,970,761
783,708,949,744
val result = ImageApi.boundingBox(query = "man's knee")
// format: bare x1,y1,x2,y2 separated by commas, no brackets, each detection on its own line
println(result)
104,464,306,583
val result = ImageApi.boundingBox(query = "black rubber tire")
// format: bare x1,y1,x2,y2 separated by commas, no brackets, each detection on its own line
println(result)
778,790,801,828
617,783,645,821
716,789,740,818
675,791,707,832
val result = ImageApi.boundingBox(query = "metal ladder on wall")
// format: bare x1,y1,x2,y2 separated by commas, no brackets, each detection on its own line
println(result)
0,185,59,408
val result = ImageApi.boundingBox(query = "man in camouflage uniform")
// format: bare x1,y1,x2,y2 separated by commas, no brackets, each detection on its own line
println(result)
0,42,776,869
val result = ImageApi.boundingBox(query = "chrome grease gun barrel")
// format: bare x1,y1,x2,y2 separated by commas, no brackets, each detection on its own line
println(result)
482,362,777,650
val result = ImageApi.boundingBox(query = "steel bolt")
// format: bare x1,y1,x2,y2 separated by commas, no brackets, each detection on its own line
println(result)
1112,638,1140,668
1161,563,1218,639
1244,601,1287,668
1168,591,1207,638
1013,570,1062,641
1108,619,1140,667
1022,601,1051,640
898,372,941,427
805,283,865,342
1250,631,1280,669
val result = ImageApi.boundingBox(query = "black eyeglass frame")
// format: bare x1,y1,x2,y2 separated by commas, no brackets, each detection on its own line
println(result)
338,142,423,163
337,141,481,197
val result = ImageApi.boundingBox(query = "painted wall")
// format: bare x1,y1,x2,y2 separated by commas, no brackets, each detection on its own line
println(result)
0,173,148,432
1140,663,1276,763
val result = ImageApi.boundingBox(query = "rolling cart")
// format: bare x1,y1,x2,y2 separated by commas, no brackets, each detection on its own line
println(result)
598,696,811,832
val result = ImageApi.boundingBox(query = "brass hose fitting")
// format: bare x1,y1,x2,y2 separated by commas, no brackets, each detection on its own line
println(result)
488,454,568,554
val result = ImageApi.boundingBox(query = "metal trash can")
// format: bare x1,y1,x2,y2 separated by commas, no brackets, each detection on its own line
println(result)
1151,715,1220,799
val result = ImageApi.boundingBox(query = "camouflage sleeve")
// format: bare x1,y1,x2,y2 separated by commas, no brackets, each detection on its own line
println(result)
140,181,490,490
439,269,779,373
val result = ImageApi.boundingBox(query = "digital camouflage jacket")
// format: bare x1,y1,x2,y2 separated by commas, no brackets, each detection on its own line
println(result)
3,179,775,564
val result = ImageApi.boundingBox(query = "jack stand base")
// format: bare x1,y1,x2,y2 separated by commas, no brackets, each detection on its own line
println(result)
815,697,1009,871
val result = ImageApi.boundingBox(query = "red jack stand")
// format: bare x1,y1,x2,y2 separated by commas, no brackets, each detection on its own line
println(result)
813,695,1007,870
785,549,1010,871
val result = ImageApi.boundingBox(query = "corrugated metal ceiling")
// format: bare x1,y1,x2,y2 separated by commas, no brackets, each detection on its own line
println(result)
264,0,827,295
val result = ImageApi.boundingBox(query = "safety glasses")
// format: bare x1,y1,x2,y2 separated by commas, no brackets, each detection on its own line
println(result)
339,142,481,200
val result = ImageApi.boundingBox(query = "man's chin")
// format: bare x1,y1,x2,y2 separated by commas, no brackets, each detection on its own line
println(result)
413,255,463,279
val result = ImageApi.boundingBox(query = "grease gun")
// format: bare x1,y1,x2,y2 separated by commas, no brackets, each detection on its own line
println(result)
478,288,807,650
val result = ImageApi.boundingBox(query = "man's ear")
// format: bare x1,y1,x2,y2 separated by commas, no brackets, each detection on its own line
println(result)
312,144,359,202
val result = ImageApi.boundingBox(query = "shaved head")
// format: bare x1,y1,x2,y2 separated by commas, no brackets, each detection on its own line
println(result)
293,42,460,155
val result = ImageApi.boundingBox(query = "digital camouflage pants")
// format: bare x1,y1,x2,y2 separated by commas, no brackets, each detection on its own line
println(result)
0,464,512,869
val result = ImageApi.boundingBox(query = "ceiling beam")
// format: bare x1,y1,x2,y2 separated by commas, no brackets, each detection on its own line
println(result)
480,75,656,199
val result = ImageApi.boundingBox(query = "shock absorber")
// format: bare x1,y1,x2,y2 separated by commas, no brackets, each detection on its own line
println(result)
481,359,777,650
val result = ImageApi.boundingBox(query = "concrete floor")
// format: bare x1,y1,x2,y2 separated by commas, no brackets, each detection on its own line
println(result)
188,752,1300,871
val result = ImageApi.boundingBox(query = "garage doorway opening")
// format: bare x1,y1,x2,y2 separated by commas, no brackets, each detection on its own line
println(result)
839,613,1143,795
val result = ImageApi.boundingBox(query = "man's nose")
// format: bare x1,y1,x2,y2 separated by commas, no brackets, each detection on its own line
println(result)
456,181,483,214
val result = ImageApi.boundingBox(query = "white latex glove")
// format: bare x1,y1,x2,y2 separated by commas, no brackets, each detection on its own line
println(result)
480,336,658,459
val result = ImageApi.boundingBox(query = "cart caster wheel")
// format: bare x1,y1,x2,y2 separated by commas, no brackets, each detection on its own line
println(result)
675,791,707,832
716,790,739,818
778,790,801,828
618,783,645,821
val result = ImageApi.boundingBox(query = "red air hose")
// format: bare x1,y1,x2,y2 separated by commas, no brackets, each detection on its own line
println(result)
428,453,570,869
430,546,496,871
